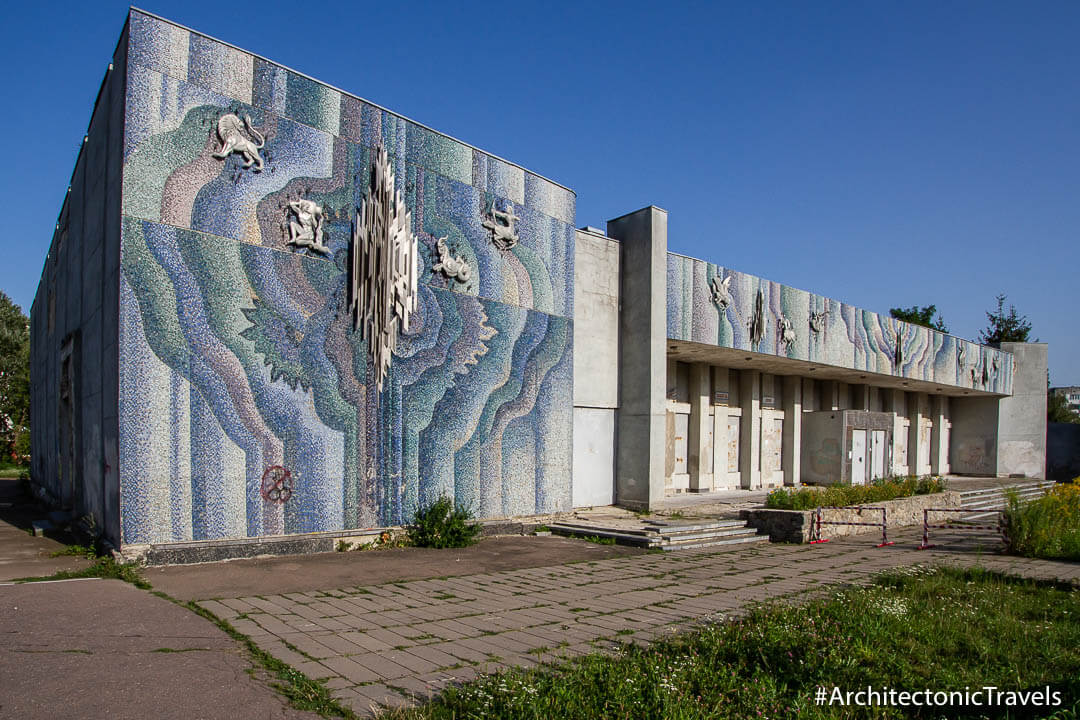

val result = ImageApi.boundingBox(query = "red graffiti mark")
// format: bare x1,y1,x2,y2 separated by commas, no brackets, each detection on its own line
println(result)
260,465,293,503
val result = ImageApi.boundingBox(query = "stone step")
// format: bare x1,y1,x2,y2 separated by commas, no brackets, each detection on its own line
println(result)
548,519,768,551
644,519,747,533
660,534,770,551
653,526,763,542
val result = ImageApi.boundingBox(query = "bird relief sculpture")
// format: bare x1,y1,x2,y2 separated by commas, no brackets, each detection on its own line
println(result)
431,236,471,282
212,113,265,171
710,274,732,310
482,201,520,251
286,199,330,255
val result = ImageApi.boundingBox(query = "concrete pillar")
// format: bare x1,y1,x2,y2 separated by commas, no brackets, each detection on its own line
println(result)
852,384,869,411
891,389,909,475
688,363,713,492
821,381,839,411
608,206,668,509
802,378,816,412
930,395,948,475
738,370,761,489
836,382,850,410
782,375,802,486
998,342,1048,478
908,392,927,476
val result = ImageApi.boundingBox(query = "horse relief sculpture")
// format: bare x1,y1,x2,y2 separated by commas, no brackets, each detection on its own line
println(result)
431,236,471,282
482,201,520,251
777,314,796,350
710,274,732,310
286,199,329,255
212,113,265,171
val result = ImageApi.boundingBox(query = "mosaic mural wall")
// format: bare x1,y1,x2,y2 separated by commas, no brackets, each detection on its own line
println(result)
119,11,574,544
667,254,1013,395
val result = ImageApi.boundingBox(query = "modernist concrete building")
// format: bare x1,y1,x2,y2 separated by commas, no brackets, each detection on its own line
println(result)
31,10,1047,555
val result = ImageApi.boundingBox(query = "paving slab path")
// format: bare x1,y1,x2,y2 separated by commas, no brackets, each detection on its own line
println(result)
192,528,1080,717
0,577,321,720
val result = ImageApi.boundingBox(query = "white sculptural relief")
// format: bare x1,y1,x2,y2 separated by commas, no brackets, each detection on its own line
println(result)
431,236,471,282
212,113,265,171
349,146,419,392
777,314,796,350
482,201,520,251
286,199,329,255
809,310,827,334
710,274,732,310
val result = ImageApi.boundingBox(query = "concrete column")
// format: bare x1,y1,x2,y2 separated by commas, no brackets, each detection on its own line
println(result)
891,389,909,475
739,370,761,489
802,378,816,412
821,381,839,411
836,382,851,410
688,363,713,492
782,375,802,486
908,392,927,475
930,395,948,475
608,206,668,509
852,384,869,411
998,342,1048,478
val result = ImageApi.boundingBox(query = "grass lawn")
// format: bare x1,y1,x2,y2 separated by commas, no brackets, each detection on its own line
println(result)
387,567,1079,720
0,460,28,478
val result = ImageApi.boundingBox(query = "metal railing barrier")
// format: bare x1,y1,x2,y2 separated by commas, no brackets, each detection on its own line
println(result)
917,508,1007,550
810,505,894,547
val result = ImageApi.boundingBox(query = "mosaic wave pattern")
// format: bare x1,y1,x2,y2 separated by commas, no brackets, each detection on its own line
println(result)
667,254,1013,395
119,12,574,544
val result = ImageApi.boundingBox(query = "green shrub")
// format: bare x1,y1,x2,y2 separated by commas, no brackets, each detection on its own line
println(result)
764,475,946,510
409,496,481,549
1002,481,1080,560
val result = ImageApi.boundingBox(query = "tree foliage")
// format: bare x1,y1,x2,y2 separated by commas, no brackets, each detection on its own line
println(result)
889,304,948,333
0,291,30,460
979,294,1033,346
1049,391,1080,424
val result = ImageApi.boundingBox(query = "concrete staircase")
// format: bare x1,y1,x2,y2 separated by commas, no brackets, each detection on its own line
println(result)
548,518,768,551
958,480,1057,522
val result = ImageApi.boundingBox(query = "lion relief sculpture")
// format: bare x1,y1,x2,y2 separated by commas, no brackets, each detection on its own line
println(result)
212,113,265,171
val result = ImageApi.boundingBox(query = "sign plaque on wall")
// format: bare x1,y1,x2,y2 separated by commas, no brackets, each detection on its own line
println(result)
712,391,729,406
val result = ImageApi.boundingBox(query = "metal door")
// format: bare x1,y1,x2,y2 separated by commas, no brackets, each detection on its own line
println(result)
871,430,886,480
851,429,867,486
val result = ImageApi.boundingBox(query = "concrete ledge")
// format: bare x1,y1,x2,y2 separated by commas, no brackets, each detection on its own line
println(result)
740,490,962,543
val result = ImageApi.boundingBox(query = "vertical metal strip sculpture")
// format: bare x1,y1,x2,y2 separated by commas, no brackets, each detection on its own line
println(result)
349,146,418,391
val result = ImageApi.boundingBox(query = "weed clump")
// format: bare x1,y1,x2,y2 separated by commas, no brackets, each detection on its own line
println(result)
765,475,946,510
1003,479,1080,560
409,496,481,549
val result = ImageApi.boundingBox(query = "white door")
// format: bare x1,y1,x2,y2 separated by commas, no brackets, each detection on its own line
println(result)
851,429,867,486
871,430,886,481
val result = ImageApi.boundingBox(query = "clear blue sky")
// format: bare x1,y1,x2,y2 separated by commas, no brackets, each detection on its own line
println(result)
2,1,1076,383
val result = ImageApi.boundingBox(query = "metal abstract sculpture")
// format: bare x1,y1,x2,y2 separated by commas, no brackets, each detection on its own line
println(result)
349,146,419,392
286,199,329,255
431,235,471,282
710,274,732,310
748,289,766,348
212,113,265,171
482,201,520,251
